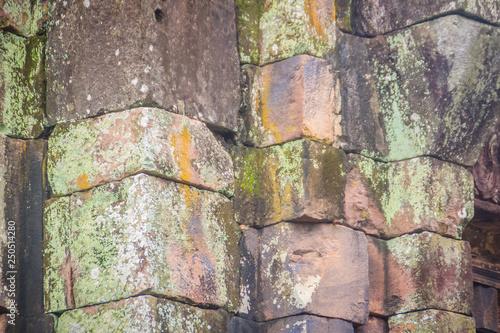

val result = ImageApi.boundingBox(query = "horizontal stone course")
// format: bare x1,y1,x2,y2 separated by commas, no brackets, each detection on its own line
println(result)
239,223,369,325
47,108,234,197
388,310,475,333
344,155,474,239
46,0,240,132
228,315,354,333
233,139,346,227
367,232,473,317
242,55,340,148
44,174,239,312
339,15,500,166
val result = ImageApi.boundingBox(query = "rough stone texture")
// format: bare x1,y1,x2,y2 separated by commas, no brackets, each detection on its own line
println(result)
16,314,56,333
0,135,46,317
44,174,240,312
355,316,389,333
339,15,500,166
367,232,473,317
56,295,230,333
47,108,234,197
242,55,340,147
46,0,240,132
463,225,500,267
388,310,475,333
228,315,354,333
233,140,347,227
239,223,369,324
336,0,500,35
473,284,499,332
0,31,45,138
0,1,48,37
344,155,474,239
236,0,336,64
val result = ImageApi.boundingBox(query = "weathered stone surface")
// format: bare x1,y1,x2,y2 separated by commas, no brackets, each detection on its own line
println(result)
264,315,354,333
473,284,499,332
0,31,45,138
239,223,369,324
388,310,475,333
46,0,240,131
233,140,347,227
355,316,388,333
44,174,240,312
236,0,336,64
16,314,56,333
0,1,48,37
56,295,230,333
0,135,46,317
47,108,234,197
339,15,500,166
367,232,473,316
336,0,500,35
242,55,340,147
345,155,474,239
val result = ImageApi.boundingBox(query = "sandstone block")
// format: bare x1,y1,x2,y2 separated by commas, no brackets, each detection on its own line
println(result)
264,315,354,333
0,1,48,37
388,310,475,333
239,223,369,324
0,31,45,138
233,140,346,227
46,0,240,131
336,0,500,35
47,108,234,197
367,233,473,316
242,55,340,147
56,295,230,333
44,174,240,312
355,316,388,333
339,15,500,166
344,155,474,239
473,284,499,332
236,0,336,64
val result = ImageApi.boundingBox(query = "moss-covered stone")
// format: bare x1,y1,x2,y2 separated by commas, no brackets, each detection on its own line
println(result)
368,232,473,316
0,1,48,37
232,139,347,227
0,31,45,138
242,55,340,147
43,174,240,312
239,223,369,324
339,15,500,166
345,155,474,239
236,0,336,65
388,310,475,333
47,108,234,197
56,295,231,333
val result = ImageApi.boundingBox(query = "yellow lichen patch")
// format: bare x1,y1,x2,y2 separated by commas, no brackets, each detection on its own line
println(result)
305,0,328,40
259,69,282,143
76,173,90,190
177,183,201,213
170,125,194,184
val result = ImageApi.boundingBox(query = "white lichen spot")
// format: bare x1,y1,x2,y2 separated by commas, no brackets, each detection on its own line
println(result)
144,66,151,73
410,113,421,121
115,49,120,56
3,4,10,14
63,1,68,6
87,94,92,101
91,267,100,280
86,109,91,114
140,84,149,93
140,116,149,127
458,207,467,219
83,0,90,8
292,275,321,308
131,78,139,85
149,45,154,52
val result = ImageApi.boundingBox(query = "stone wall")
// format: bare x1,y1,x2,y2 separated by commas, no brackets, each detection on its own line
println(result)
0,0,499,332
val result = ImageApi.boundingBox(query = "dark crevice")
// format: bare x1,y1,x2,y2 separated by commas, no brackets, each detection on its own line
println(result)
391,307,473,318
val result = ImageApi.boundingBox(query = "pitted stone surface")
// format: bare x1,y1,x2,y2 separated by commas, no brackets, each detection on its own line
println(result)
0,31,44,138
56,295,231,333
0,1,48,37
388,310,475,333
239,223,369,324
355,316,389,333
242,55,340,147
344,155,474,239
367,232,473,317
339,15,500,166
44,174,240,312
46,0,240,131
236,0,336,64
47,108,234,197
336,0,500,35
233,140,346,227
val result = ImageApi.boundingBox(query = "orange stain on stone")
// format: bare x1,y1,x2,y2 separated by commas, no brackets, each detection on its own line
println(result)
259,70,282,142
171,125,194,183
305,0,328,40
76,173,90,190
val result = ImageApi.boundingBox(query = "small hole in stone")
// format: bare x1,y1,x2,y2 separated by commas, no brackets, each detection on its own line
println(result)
154,9,164,23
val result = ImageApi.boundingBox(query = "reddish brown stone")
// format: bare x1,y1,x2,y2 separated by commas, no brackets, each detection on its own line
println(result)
239,223,369,324
355,316,388,333
367,233,473,317
473,284,499,332
388,310,475,333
